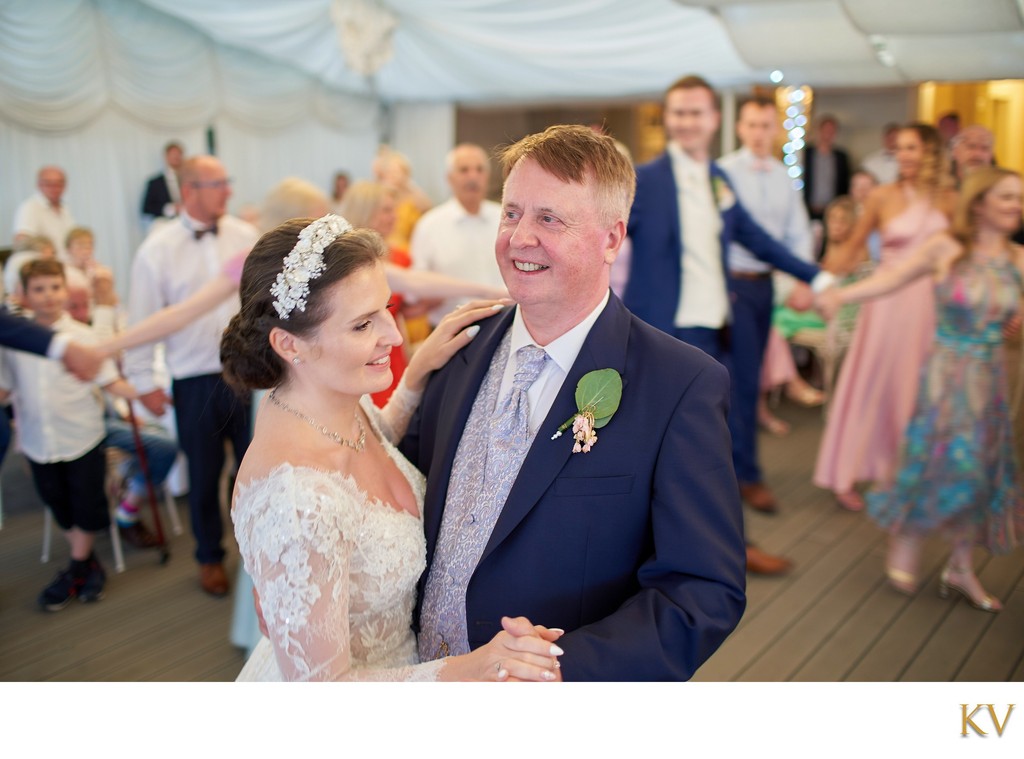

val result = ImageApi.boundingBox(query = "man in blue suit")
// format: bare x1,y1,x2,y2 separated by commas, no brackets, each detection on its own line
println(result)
624,76,835,572
401,125,746,681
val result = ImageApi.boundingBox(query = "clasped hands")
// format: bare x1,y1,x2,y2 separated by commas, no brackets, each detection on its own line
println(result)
252,587,563,682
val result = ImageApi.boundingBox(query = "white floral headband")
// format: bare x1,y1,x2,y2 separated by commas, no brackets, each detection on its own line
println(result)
270,214,353,319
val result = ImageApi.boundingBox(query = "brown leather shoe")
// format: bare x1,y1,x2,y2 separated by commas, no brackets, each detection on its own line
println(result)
740,482,779,514
118,521,162,549
199,563,229,597
746,545,793,575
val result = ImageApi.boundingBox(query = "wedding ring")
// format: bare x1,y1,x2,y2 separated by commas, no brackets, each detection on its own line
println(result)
495,660,502,673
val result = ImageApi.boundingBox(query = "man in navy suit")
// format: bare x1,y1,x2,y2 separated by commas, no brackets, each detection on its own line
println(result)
401,125,746,681
624,75,835,572
141,141,184,224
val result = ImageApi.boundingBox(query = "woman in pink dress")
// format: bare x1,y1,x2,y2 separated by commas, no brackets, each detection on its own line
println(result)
814,123,957,511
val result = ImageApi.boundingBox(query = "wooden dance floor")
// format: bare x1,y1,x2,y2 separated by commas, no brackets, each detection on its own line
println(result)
0,398,1021,682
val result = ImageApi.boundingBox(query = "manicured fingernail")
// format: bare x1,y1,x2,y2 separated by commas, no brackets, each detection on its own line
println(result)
491,303,504,310
465,325,480,338
542,670,556,681
548,628,565,635
549,645,564,656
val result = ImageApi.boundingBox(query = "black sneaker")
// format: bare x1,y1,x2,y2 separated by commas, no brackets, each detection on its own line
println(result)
38,568,85,611
79,558,107,603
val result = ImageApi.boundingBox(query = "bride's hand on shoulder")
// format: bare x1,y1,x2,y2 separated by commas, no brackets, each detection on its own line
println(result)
402,299,513,392
440,616,563,682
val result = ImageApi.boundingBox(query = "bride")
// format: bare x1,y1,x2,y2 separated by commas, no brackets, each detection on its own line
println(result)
219,214,562,681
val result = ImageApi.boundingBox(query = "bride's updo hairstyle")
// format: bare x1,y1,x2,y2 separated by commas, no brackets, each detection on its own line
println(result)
221,217,385,393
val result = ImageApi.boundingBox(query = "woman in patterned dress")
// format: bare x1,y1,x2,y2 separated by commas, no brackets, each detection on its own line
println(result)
818,167,1024,611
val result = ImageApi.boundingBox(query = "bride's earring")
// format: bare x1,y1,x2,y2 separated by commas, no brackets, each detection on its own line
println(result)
292,357,301,365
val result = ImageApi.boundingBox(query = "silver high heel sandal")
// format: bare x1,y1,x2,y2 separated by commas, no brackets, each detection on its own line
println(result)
938,566,1002,613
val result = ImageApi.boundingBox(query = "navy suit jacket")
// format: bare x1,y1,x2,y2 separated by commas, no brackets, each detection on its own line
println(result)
802,144,851,215
0,309,52,356
624,152,820,334
400,295,746,681
141,173,173,218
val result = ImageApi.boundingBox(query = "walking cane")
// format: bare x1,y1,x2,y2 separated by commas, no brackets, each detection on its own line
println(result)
123,400,171,564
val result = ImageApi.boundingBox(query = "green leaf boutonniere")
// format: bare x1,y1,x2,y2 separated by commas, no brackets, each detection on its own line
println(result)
551,368,622,453
711,175,735,211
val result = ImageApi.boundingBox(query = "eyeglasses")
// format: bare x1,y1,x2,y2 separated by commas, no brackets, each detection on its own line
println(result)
189,178,232,189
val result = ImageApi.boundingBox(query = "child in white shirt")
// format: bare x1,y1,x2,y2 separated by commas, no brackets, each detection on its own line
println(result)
0,259,137,610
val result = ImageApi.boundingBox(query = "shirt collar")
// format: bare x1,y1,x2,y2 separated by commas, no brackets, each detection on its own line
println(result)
508,289,610,374
451,198,488,220
35,191,63,212
179,209,217,235
668,141,708,178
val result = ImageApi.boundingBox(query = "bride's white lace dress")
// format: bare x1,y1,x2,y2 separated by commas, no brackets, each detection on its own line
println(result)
233,392,444,681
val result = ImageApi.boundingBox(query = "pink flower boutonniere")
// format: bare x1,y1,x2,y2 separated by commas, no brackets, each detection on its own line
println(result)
711,176,735,212
551,369,623,453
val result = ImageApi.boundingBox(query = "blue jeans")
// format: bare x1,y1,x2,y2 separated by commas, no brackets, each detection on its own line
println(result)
103,417,179,497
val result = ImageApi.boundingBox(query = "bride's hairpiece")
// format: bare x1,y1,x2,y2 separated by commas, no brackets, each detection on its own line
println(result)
271,214,353,319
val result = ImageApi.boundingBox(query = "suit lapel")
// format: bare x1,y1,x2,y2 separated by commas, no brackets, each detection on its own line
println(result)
478,295,632,563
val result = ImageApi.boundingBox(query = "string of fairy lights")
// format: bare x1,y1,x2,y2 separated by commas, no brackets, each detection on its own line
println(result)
770,70,812,192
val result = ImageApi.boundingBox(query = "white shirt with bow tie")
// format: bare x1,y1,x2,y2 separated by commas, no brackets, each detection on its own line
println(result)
123,211,258,394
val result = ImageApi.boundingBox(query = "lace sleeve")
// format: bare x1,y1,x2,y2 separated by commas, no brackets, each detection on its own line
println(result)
373,374,422,444
234,466,443,682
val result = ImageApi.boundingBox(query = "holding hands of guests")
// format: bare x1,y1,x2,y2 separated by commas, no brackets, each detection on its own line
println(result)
61,342,104,381
814,286,844,321
402,298,512,392
786,281,815,312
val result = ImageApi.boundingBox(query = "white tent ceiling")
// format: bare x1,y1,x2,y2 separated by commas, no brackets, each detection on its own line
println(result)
2,0,1022,294
137,0,1024,101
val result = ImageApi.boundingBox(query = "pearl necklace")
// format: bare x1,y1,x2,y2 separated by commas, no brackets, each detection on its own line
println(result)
268,389,366,452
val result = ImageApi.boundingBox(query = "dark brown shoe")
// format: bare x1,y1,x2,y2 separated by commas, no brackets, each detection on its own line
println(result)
746,545,793,575
740,482,779,514
199,563,229,597
118,521,162,550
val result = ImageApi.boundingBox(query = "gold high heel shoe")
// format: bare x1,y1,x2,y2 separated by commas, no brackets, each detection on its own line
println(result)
938,567,1002,613
885,567,917,595
885,534,920,595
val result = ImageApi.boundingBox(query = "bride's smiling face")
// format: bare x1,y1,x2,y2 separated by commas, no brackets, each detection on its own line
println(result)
293,261,402,397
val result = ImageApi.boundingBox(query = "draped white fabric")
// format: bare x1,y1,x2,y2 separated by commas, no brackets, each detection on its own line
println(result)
0,0,389,298
388,103,457,206
0,111,206,298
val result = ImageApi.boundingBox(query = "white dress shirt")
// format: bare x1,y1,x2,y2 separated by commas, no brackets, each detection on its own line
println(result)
0,313,120,463
668,143,728,329
122,211,258,394
410,197,504,324
499,290,609,434
718,146,814,303
861,149,899,185
13,192,76,260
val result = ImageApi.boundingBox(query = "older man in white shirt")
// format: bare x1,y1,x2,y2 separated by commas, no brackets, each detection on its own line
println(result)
123,155,258,597
13,166,76,261
718,96,814,527
410,143,504,325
